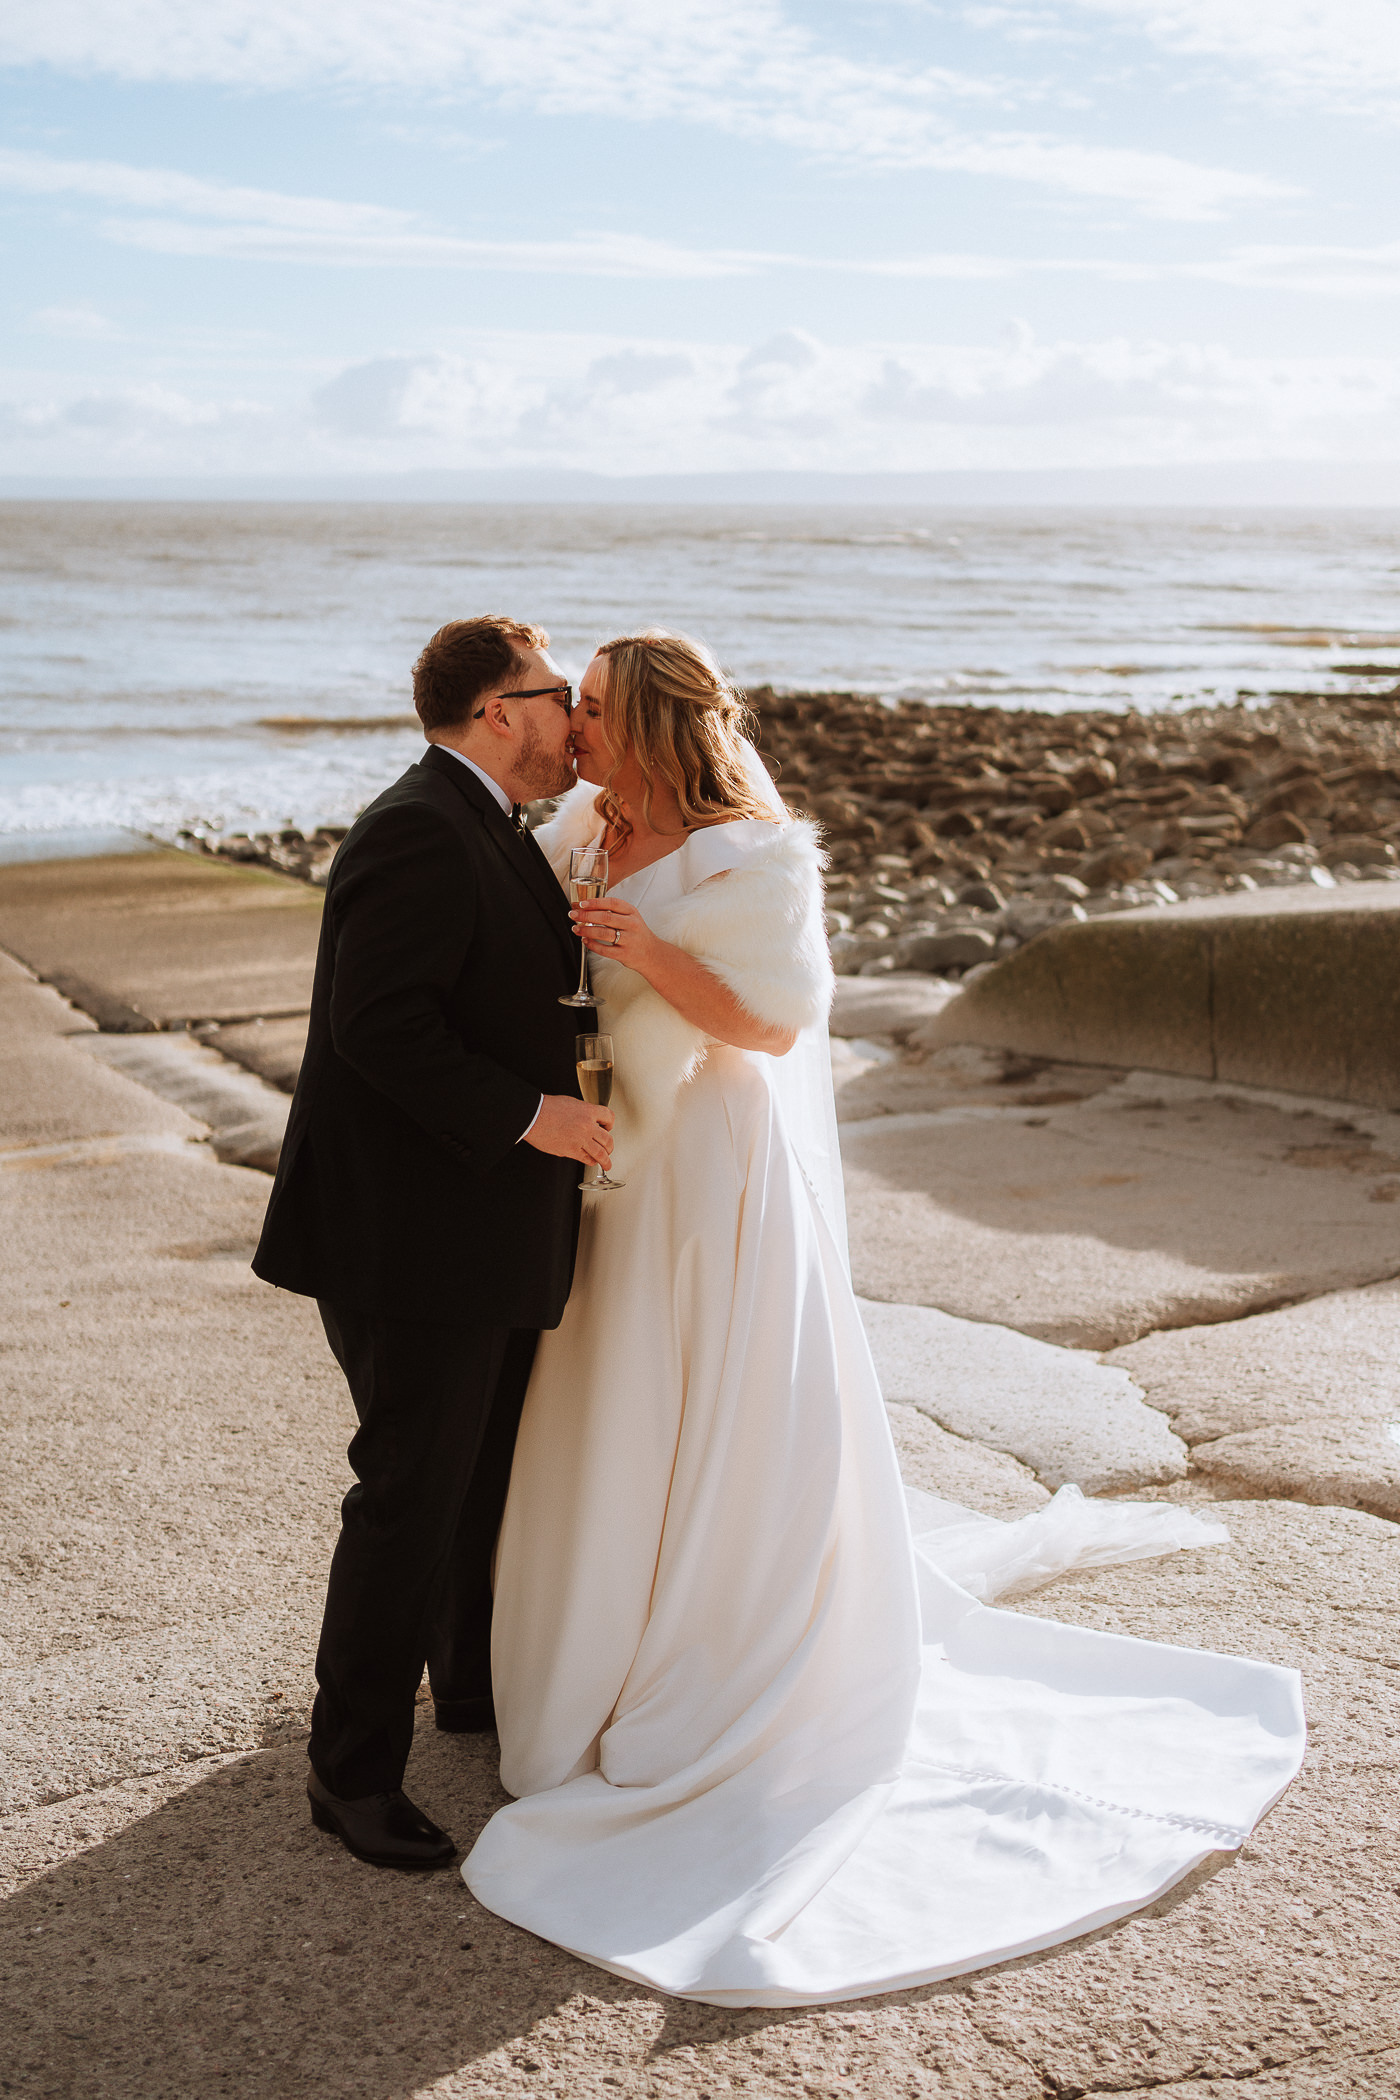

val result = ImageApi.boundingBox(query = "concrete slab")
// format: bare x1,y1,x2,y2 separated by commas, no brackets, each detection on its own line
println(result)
1107,1280,1400,1521
0,1130,199,1175
993,1498,1400,2100
206,1013,309,1095
0,849,321,1029
0,951,198,1153
886,1402,1050,1518
81,1033,290,1172
0,1134,339,1809
6,829,1399,2096
1190,1417,1400,1522
4,1498,1398,2099
833,1038,1122,1126
926,878,1400,1112
1106,1279,1400,1444
861,1296,1184,1491
844,1072,1400,1349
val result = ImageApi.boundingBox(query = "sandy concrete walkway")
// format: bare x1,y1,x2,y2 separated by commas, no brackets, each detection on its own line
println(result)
839,1048,1400,1350
4,874,1400,2097
0,849,322,1030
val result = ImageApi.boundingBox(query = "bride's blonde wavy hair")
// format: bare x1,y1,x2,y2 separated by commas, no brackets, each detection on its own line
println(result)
592,629,779,847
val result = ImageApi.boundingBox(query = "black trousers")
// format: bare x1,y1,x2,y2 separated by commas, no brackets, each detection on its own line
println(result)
309,1300,538,1799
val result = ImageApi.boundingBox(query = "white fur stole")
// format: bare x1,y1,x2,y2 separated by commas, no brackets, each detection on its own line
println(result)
535,782,833,1175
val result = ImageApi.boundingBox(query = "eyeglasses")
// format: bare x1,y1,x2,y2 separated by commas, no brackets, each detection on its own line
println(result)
473,683,574,719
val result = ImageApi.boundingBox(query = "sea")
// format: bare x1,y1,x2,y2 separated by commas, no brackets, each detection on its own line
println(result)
2,501,1398,851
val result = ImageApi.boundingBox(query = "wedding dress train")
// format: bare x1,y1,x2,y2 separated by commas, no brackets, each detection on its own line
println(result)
461,812,1305,2007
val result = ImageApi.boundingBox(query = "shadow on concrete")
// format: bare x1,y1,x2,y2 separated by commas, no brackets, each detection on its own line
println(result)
1,1724,659,2098
843,1083,1400,1328
0,1704,1233,2098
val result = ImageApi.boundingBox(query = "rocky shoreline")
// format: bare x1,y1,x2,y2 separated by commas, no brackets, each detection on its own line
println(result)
175,678,1400,978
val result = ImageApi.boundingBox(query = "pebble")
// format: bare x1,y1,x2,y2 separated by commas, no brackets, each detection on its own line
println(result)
955,880,1005,912
897,927,998,971
177,823,347,886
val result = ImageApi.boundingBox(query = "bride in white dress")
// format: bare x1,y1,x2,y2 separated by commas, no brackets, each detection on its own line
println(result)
461,630,1305,2008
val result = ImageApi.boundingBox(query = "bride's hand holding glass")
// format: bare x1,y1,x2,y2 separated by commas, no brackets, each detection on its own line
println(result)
573,895,797,1057
570,895,662,974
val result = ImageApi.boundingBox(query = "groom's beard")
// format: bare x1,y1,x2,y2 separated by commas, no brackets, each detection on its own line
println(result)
517,716,577,801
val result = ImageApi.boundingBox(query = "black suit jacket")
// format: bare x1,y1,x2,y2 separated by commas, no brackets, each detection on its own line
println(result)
253,746,585,1328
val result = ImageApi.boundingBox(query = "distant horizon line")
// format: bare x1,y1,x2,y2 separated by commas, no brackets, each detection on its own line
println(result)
2,462,1399,508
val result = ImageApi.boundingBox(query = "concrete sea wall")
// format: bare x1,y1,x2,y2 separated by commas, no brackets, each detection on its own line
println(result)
927,880,1400,1109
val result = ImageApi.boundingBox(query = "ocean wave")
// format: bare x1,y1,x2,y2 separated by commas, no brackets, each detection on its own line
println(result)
257,714,419,733
0,740,422,841
5,502,1400,828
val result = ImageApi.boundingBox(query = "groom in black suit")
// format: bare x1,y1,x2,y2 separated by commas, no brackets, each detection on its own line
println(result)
254,615,612,1870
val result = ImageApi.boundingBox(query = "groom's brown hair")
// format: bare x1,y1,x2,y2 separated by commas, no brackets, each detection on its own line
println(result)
413,615,550,733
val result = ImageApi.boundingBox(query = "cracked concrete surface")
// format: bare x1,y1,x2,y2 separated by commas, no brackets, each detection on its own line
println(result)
861,1296,1185,1492
3,1501,1396,2098
840,1054,1400,1351
5,863,1400,2098
1108,1281,1400,1523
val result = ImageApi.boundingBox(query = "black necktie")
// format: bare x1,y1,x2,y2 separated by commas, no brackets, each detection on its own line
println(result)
509,803,528,836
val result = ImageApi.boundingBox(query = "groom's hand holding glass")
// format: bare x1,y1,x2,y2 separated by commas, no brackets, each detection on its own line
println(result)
524,1093,614,1169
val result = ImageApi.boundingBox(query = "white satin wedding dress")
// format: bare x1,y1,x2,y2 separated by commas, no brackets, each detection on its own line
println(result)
461,819,1305,2008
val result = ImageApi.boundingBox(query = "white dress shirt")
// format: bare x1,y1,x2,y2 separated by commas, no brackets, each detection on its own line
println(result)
429,743,544,1143
432,742,514,816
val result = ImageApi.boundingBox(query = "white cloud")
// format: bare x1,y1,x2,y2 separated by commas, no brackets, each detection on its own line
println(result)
863,336,1379,434
0,146,781,274
0,3,1290,216
9,326,1391,476
1070,0,1400,116
8,146,1395,298
585,350,695,393
30,302,118,336
104,217,777,277
310,358,419,436
1192,243,1400,298
1,380,269,447
855,241,1400,297
0,143,405,232
318,330,1400,469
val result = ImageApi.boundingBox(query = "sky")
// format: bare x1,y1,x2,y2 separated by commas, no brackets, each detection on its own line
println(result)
2,0,1399,484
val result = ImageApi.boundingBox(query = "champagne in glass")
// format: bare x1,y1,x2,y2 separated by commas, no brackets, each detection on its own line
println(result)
560,845,608,1008
575,1032,625,1192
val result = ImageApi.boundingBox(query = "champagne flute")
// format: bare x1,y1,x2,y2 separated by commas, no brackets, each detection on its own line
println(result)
575,1032,625,1193
560,845,608,1008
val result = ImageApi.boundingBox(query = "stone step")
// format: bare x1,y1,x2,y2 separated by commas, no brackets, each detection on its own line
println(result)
80,1034,290,1173
841,1067,1400,1350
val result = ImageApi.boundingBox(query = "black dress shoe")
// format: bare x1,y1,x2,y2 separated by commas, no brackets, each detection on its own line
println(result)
307,1770,456,1870
433,1694,496,1733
